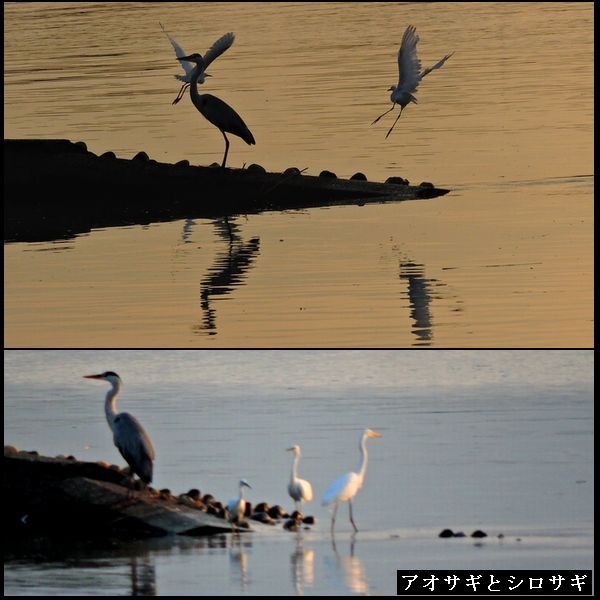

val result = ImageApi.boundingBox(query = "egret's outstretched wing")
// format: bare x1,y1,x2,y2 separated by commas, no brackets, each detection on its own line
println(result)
203,32,235,70
420,52,454,79
160,22,194,80
396,25,422,95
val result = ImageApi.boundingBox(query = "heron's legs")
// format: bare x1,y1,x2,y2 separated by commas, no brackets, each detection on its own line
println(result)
221,130,230,168
172,82,189,105
331,502,339,533
371,103,396,125
385,106,404,139
349,500,358,532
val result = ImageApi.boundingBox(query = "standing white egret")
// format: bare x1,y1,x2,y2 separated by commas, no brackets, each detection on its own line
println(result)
322,429,382,533
84,371,156,488
227,479,252,529
372,25,453,138
177,52,255,168
287,445,314,513
160,23,235,104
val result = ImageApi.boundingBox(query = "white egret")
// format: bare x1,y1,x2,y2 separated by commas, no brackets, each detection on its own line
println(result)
160,23,235,104
84,372,156,487
177,52,255,168
287,445,314,513
322,429,382,533
227,479,252,529
372,25,453,138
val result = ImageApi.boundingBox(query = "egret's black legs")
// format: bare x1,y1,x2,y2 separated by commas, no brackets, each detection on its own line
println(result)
172,82,189,105
349,500,358,532
385,106,404,139
372,103,396,125
331,503,339,534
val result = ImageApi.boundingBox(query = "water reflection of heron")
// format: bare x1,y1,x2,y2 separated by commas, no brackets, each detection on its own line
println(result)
130,555,157,596
195,217,260,335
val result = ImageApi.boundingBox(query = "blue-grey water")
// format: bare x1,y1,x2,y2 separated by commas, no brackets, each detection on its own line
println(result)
4,350,594,595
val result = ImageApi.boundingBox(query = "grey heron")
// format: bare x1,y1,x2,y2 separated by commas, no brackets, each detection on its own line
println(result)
322,429,382,533
286,445,313,513
84,371,155,488
160,23,235,104
177,52,255,168
372,25,453,138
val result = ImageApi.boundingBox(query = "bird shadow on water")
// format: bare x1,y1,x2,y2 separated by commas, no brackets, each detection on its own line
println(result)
191,216,261,336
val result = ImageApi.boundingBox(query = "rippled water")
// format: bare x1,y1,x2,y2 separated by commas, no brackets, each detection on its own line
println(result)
3,2,594,347
3,350,594,595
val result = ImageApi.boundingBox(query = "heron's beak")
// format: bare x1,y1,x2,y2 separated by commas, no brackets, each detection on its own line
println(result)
286,447,295,452
204,73,212,77
83,374,103,379
368,430,383,438
177,54,195,62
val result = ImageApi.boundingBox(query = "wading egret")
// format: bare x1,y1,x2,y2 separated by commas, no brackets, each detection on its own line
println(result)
287,445,314,512
227,479,252,529
84,372,156,487
160,23,235,104
322,429,382,533
177,52,255,168
372,25,453,138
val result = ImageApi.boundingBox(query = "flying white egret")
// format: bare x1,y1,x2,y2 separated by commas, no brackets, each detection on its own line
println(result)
372,25,453,138
160,23,235,104
227,479,252,529
322,429,382,533
287,445,314,513
177,52,255,168
84,371,156,488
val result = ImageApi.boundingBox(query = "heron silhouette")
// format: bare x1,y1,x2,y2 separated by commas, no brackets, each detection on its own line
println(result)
177,52,255,168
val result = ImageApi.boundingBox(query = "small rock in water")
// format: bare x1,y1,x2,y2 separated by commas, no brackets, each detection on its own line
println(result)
250,512,276,525
267,505,286,519
247,163,267,173
283,167,301,176
133,151,150,162
74,141,88,153
350,172,367,181
439,528,454,538
187,488,201,501
385,176,409,185
302,515,315,525
254,502,270,514
175,159,190,168
319,170,337,179
471,530,487,538
419,181,434,188
100,151,116,160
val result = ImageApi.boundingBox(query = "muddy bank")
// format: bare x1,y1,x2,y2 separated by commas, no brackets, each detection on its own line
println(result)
4,139,450,242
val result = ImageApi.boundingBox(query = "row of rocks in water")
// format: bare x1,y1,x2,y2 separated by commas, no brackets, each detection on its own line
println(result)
439,528,515,540
75,141,433,187
5,447,313,533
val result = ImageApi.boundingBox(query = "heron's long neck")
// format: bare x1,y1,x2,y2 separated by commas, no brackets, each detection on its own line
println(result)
104,380,121,430
189,64,204,110
239,485,246,500
356,435,369,481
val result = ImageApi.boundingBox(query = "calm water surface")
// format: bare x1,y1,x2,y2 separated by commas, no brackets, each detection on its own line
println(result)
3,2,594,347
4,350,594,595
